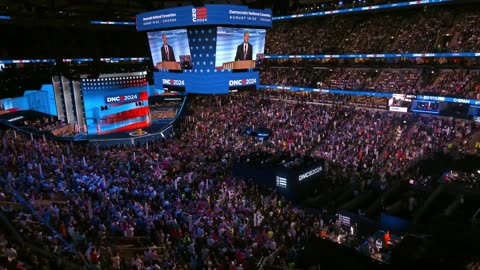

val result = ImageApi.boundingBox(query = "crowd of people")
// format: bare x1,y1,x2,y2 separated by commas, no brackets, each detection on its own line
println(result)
266,7,480,54
261,67,480,98
259,68,324,88
1,1,479,269
289,0,408,15
335,15,401,54
366,69,420,94
449,14,480,52
23,118,79,137
423,70,479,97
390,10,454,53
265,16,358,55
149,101,183,121
0,89,476,269
0,195,75,269
322,68,375,90
441,170,480,190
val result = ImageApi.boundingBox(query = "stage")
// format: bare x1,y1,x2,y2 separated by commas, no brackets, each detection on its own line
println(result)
73,120,173,146
0,109,176,146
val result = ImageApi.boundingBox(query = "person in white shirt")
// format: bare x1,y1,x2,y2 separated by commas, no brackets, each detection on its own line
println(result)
375,239,383,251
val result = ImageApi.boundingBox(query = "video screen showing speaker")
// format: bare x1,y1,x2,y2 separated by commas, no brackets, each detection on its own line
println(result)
81,76,150,135
148,29,193,70
215,27,266,70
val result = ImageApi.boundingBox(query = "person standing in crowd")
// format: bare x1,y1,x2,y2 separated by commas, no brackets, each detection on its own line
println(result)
384,231,390,248
111,252,121,270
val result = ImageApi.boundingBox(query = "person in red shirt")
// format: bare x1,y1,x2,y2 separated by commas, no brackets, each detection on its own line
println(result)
90,247,100,265
384,231,391,248
320,228,327,238
235,249,244,265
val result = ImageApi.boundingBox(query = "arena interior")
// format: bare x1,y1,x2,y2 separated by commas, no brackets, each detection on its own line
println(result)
1,0,480,269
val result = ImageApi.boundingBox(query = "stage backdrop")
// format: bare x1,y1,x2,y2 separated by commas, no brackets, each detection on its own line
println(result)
81,75,150,135
154,70,258,94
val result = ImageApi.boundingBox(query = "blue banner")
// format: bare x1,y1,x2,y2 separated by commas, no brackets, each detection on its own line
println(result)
0,15,11,20
154,70,259,94
91,20,135,25
61,58,149,63
416,95,480,105
62,58,94,63
99,57,150,62
0,59,56,64
258,85,393,97
136,4,272,31
265,52,480,59
273,0,451,21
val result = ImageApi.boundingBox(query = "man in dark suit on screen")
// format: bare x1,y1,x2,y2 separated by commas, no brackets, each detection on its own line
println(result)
235,32,253,61
161,34,175,62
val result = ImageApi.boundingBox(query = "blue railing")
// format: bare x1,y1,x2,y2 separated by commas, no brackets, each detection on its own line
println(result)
258,85,480,105
90,20,135,25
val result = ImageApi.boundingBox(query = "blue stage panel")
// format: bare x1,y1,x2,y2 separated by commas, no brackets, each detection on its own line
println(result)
91,20,135,25
154,70,259,94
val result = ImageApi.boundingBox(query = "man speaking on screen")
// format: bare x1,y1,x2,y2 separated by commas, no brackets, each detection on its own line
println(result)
234,32,253,61
161,33,176,62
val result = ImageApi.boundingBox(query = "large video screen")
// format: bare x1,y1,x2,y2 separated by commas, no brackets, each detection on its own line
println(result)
148,29,193,70
82,76,150,135
215,27,266,70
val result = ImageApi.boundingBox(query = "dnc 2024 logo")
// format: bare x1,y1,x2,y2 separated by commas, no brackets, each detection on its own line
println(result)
162,79,185,86
229,78,257,86
192,7,207,22
105,94,139,104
